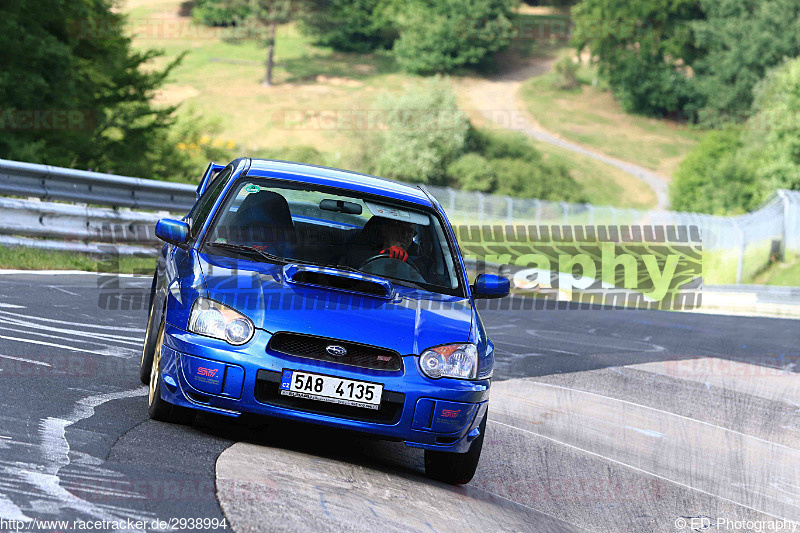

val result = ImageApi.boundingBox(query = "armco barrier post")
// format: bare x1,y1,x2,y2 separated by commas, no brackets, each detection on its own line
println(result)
735,219,745,284
778,190,789,257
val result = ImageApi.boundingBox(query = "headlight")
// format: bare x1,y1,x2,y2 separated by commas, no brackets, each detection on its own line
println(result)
188,298,254,345
419,344,478,380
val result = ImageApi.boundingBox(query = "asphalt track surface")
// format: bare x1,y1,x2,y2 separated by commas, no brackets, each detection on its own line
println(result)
0,272,797,532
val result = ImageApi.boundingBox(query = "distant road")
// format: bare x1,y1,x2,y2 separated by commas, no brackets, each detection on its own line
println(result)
464,58,671,210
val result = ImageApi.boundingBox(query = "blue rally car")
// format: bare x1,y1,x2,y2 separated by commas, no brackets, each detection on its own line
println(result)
140,158,510,484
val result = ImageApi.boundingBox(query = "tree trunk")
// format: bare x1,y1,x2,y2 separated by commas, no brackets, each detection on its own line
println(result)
263,22,277,86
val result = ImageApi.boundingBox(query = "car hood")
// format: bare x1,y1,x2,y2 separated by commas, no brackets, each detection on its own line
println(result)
198,253,474,355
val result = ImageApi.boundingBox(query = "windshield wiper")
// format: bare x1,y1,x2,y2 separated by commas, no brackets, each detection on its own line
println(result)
206,242,287,264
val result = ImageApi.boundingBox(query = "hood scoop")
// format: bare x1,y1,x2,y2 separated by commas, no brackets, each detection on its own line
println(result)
283,264,394,299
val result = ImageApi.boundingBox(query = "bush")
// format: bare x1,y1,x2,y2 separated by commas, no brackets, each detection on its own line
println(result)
670,130,757,214
446,154,495,191
451,129,585,200
553,57,579,90
161,110,236,183
373,77,469,184
392,0,517,74
491,157,583,200
605,53,698,117
469,128,543,163
192,0,249,26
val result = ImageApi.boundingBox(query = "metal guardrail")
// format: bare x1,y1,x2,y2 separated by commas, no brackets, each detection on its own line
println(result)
0,197,162,243
0,158,196,211
0,197,163,255
0,158,798,282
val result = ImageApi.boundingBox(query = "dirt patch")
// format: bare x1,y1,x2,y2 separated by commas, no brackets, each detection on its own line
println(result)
315,75,363,88
153,84,201,106
517,5,568,16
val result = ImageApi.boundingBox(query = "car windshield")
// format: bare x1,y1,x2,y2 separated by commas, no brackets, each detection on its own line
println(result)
201,178,463,295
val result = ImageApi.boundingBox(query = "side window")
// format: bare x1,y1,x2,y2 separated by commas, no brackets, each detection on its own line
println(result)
188,167,231,238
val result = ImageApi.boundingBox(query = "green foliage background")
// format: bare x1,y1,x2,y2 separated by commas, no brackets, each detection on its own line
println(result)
671,57,800,213
0,0,209,181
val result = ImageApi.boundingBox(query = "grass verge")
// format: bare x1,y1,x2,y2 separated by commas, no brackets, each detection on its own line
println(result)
751,255,800,286
529,137,657,209
518,56,704,178
0,246,157,275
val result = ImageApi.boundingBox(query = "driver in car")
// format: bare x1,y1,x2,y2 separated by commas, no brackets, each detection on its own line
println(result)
344,217,420,276
379,219,416,262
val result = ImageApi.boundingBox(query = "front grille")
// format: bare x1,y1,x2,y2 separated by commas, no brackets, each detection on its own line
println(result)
268,332,403,372
255,370,404,424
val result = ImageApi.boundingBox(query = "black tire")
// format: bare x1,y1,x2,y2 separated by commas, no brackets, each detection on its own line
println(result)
147,316,195,425
139,275,159,384
424,413,487,485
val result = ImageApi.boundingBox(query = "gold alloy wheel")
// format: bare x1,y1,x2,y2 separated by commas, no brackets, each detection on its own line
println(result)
140,298,155,370
148,320,164,407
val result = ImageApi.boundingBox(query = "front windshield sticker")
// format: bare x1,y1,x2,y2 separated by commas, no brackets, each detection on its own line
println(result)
365,201,430,226
244,184,260,193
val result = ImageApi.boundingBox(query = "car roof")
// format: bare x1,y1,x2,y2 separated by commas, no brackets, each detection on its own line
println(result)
243,158,434,207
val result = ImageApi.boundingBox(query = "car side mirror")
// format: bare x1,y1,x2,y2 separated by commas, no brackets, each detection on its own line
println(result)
155,218,190,246
472,273,510,299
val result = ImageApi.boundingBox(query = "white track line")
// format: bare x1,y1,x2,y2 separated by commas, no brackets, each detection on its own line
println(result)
490,419,799,525
523,379,798,452
0,333,119,355
0,269,148,277
0,354,52,367
0,325,136,350
0,309,145,333
0,316,142,345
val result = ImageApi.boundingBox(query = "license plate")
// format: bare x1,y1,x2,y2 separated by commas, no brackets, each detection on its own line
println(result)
280,370,383,410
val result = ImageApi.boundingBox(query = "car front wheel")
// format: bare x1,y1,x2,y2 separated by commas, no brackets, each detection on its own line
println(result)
139,289,159,384
148,315,195,425
424,413,487,485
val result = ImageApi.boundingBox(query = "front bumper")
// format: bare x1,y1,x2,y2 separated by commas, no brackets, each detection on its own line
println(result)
159,323,490,453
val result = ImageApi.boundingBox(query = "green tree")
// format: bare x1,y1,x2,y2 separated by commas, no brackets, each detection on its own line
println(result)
0,0,186,179
691,0,800,119
193,0,250,25
236,0,295,86
746,57,800,193
299,0,395,52
392,0,518,74
571,0,702,115
374,77,470,183
671,57,800,214
196,0,297,85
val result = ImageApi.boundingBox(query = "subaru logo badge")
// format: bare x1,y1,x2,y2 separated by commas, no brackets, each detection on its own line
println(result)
325,345,347,357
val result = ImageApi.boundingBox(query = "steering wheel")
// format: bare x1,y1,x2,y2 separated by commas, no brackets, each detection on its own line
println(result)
359,253,424,279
